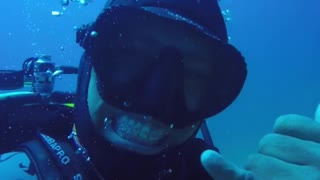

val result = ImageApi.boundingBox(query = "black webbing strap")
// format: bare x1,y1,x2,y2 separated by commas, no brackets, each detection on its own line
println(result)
37,133,90,180
200,121,215,149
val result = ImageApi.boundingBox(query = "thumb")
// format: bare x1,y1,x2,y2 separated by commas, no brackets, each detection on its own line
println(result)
315,104,320,123
201,150,255,180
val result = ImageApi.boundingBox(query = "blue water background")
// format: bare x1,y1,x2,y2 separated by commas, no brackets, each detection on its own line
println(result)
0,0,319,166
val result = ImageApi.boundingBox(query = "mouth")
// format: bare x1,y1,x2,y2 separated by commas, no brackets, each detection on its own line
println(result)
103,113,170,146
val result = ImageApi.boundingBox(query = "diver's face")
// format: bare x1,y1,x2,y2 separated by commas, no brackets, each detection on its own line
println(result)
87,69,201,155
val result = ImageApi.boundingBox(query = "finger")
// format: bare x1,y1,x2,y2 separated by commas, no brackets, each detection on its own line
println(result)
258,133,320,167
273,114,320,143
315,104,320,123
201,150,255,180
246,153,319,180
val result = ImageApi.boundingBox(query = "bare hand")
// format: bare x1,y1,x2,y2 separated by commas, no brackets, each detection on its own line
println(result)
245,105,320,179
201,105,320,180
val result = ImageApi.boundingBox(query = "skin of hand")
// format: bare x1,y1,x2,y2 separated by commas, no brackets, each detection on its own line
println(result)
201,104,320,180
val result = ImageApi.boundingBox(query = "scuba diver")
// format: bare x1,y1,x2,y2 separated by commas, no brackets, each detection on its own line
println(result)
1,0,320,179
0,0,248,179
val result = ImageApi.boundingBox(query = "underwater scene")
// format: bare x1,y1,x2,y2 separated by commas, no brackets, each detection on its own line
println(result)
0,0,319,179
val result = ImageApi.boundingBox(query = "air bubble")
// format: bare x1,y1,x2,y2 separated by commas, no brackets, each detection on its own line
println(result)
51,11,63,16
143,116,152,120
90,31,98,37
104,117,112,124
123,101,131,107
79,0,88,6
222,9,232,22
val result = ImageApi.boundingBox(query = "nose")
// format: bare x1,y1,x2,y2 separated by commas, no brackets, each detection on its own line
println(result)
137,46,185,118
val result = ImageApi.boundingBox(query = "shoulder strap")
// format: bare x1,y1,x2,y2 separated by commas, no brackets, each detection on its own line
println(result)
37,133,88,180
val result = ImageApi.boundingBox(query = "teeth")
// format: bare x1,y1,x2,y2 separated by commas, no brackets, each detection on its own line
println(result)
138,125,151,139
108,115,167,145
104,117,112,124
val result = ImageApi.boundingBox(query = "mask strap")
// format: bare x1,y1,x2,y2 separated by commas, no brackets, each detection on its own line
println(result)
200,121,215,149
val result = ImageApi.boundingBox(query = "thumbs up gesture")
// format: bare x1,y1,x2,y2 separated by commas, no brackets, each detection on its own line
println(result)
245,104,320,179
201,104,320,180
